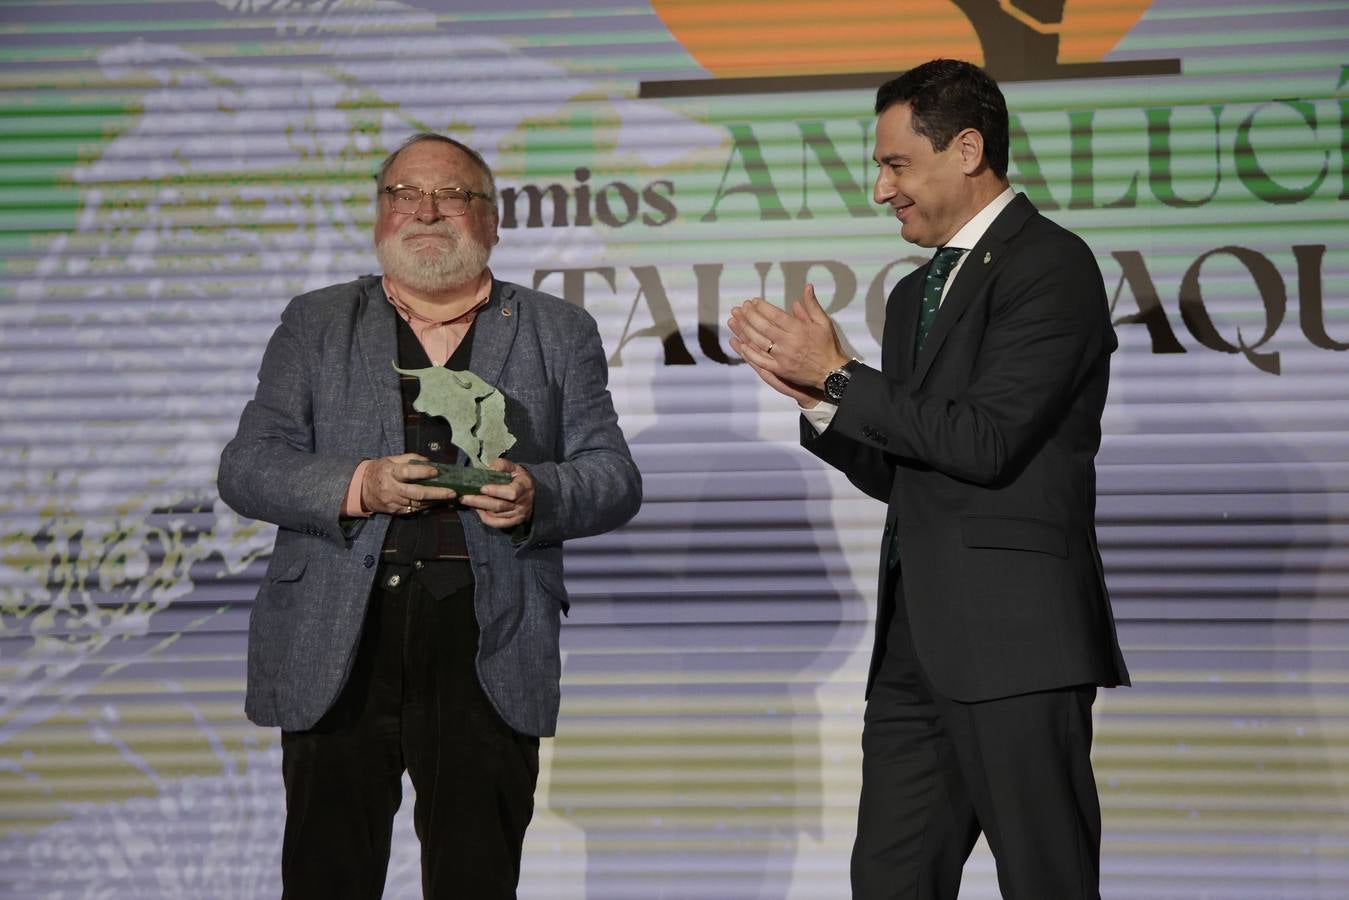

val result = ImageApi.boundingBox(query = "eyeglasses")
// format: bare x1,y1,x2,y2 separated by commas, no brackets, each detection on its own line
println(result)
382,184,493,217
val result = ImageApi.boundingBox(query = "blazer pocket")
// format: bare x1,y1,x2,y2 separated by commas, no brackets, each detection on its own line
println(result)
263,556,307,590
249,557,308,678
531,563,570,616
961,514,1068,558
500,384,555,403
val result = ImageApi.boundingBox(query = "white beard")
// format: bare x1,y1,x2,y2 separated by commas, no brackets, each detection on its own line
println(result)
375,224,491,293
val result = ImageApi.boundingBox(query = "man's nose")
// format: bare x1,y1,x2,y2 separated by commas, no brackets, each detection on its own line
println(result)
873,174,892,205
415,194,441,222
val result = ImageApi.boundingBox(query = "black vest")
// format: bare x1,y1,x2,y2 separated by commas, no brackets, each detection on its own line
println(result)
379,314,477,599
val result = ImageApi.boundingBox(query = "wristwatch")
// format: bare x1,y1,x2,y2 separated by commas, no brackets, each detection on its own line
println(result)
823,360,859,403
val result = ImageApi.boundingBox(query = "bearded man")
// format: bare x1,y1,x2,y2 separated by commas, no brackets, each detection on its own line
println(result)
218,133,641,899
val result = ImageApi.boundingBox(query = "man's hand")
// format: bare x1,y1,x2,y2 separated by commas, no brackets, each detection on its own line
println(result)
739,356,824,407
727,284,850,400
459,458,535,529
361,453,458,516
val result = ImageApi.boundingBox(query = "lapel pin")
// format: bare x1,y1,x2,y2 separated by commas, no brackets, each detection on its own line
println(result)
983,251,991,264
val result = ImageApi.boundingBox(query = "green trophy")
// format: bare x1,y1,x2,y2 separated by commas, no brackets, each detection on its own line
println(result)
393,363,515,494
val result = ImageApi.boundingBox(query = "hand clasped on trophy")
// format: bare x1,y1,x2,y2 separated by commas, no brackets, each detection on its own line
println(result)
392,363,515,494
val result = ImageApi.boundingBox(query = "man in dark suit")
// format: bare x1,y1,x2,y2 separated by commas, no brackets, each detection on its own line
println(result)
727,59,1129,899
218,133,641,898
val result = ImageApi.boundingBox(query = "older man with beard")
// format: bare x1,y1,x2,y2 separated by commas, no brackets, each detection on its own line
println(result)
218,133,641,899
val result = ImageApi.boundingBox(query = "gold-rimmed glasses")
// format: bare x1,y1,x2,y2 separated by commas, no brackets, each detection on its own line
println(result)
382,184,493,217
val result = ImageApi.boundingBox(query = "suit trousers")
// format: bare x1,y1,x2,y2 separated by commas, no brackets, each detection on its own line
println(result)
852,580,1101,900
279,565,540,900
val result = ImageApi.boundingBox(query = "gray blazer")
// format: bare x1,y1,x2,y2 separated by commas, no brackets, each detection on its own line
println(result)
218,276,641,736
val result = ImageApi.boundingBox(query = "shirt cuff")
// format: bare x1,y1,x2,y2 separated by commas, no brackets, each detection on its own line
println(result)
801,401,838,434
342,459,373,518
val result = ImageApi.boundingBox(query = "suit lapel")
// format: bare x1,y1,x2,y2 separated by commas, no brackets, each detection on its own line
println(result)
469,279,518,389
911,194,1037,385
355,278,403,453
886,273,925,376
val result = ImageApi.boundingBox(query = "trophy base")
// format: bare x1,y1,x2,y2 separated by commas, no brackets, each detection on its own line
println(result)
415,461,512,494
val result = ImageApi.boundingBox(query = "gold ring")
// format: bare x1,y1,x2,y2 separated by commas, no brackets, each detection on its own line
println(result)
766,341,775,354
404,503,413,514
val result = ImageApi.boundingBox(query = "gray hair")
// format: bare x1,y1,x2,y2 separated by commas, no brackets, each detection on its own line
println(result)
374,132,497,202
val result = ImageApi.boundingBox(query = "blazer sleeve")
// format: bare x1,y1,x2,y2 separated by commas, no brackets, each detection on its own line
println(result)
517,309,642,546
217,296,364,545
800,413,895,503
828,229,1112,486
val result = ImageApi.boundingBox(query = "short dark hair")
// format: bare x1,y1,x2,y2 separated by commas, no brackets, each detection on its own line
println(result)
874,59,1009,179
374,132,497,201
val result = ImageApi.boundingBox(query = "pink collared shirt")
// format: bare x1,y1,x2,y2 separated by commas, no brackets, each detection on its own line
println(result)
342,269,494,517
381,270,492,367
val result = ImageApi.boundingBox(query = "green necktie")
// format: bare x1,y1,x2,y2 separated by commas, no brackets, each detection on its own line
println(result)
914,246,965,354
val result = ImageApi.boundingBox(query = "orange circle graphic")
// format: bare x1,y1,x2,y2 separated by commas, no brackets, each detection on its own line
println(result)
652,0,1154,78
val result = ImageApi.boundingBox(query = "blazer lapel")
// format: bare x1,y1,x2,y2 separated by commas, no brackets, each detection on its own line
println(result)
469,279,519,390
886,273,925,376
911,194,1037,385
355,278,403,453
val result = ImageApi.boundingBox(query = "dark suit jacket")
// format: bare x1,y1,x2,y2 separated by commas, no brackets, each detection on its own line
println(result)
218,276,641,736
804,194,1129,702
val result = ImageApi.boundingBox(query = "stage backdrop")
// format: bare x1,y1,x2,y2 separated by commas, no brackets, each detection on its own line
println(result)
1,1,1346,898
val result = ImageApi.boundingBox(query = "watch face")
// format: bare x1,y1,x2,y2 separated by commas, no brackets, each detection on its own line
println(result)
825,370,848,402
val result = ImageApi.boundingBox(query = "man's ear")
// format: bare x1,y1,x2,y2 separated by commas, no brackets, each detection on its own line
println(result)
956,128,986,175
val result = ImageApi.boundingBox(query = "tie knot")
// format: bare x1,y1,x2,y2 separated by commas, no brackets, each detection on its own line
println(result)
932,246,964,271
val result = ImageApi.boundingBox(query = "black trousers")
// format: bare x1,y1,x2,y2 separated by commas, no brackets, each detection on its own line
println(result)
279,567,539,900
852,586,1101,900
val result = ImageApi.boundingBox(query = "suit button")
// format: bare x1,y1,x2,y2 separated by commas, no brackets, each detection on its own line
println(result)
386,573,402,588
413,560,424,570
364,555,375,568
